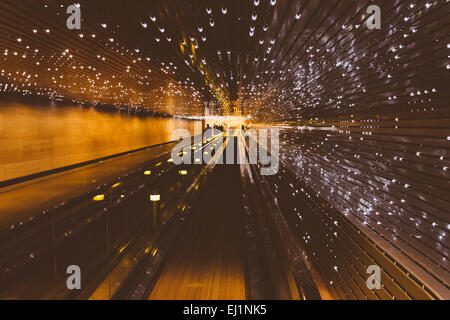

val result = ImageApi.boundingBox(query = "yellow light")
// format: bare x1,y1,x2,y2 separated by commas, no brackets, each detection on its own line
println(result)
179,170,188,175
112,182,121,188
119,244,128,253
150,194,160,202
144,170,151,175
167,158,173,163
179,42,185,54
155,162,162,167
93,194,104,201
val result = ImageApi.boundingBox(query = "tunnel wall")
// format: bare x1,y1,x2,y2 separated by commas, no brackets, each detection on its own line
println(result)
0,100,198,182
274,108,450,298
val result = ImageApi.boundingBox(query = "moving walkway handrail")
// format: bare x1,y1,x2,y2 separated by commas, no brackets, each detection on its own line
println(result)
239,132,322,300
0,134,222,298
113,134,229,299
0,135,203,189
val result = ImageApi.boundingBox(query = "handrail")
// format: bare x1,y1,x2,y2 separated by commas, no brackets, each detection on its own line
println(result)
0,136,198,189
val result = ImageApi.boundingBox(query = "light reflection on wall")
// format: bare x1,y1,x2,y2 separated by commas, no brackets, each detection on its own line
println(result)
0,100,199,182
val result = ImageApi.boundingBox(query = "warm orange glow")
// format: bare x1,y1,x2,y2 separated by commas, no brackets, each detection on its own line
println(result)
93,194,104,201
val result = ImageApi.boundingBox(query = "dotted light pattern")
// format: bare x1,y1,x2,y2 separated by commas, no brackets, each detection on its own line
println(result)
276,111,449,298
0,0,207,116
268,0,450,298
0,0,449,297
1,1,448,118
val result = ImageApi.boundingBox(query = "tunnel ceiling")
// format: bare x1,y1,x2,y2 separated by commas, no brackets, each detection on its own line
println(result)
0,0,448,120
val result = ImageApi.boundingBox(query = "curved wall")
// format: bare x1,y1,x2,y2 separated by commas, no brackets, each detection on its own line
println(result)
0,100,198,182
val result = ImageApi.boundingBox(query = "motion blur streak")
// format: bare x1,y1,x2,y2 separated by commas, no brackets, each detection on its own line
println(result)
0,0,449,300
